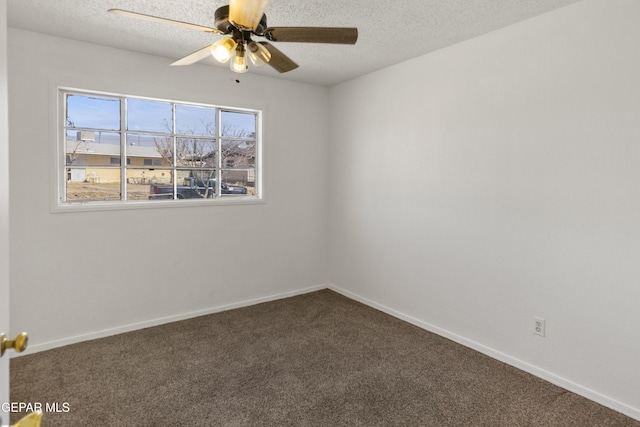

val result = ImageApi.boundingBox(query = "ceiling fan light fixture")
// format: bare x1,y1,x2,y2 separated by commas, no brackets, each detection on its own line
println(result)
247,41,271,67
210,37,237,63
229,0,267,31
230,43,249,73
108,5,358,76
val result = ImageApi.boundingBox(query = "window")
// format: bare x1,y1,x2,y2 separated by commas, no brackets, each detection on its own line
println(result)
143,159,162,167
59,88,260,208
110,157,131,165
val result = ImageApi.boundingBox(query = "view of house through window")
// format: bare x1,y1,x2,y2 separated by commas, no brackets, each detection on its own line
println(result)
61,89,260,205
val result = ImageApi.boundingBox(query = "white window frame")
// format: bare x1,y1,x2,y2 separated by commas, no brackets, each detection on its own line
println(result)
53,87,263,212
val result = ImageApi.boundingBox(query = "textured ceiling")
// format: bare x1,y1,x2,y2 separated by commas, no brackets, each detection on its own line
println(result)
7,0,582,86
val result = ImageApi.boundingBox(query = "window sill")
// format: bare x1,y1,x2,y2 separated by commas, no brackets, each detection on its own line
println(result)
52,196,265,213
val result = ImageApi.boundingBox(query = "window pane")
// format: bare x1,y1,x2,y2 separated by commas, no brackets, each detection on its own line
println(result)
127,99,172,133
147,174,176,201
221,111,256,137
177,170,218,199
66,95,120,130
221,170,251,195
176,104,216,136
66,130,120,167
65,168,121,201
221,139,255,169
176,137,216,169
126,169,170,200
126,134,171,166
126,133,166,148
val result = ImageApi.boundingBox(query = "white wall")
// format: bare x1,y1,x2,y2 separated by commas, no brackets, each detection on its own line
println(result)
8,29,329,351
329,0,640,420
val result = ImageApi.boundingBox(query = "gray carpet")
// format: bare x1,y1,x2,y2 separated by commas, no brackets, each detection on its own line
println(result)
10,290,640,426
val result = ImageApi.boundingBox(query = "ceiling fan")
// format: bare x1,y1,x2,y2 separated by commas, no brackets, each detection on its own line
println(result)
108,0,358,74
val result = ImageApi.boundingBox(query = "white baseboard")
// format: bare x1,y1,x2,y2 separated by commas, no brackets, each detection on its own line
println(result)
327,284,640,423
17,284,327,356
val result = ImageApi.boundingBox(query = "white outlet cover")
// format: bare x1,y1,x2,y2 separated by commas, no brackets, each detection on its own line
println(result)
534,317,546,337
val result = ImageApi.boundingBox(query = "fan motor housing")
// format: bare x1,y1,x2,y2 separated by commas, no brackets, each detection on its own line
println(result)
214,5,267,35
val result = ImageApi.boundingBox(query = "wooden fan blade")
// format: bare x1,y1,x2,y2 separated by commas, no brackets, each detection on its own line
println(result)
170,45,214,66
264,27,358,44
229,0,268,31
108,9,221,33
259,42,298,73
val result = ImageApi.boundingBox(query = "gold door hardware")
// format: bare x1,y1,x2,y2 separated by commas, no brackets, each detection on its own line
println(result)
0,332,28,357
12,411,43,427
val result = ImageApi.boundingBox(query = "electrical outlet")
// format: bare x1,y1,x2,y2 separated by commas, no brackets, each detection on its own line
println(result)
533,317,545,337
